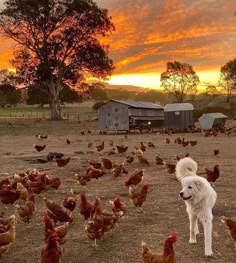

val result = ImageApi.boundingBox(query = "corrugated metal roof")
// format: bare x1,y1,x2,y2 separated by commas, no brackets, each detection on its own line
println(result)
164,103,194,112
109,100,164,109
200,113,228,119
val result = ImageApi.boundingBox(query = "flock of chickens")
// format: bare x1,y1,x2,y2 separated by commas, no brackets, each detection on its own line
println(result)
0,127,236,263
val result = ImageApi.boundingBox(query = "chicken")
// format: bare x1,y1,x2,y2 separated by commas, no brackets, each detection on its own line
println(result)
141,233,177,263
87,165,106,179
55,157,71,167
101,157,113,170
36,134,48,140
214,149,220,156
80,131,85,135
155,156,164,165
136,154,150,165
44,198,73,224
44,213,69,244
176,153,189,161
85,219,105,247
220,216,236,250
148,142,155,148
15,194,36,223
129,184,150,212
41,232,62,263
126,155,134,164
164,163,176,174
189,140,197,146
47,176,61,190
109,196,127,217
107,147,116,156
79,192,98,221
182,140,189,147
109,140,113,146
116,144,128,153
0,186,21,204
88,142,94,148
112,163,124,178
62,189,77,212
124,169,144,187
96,141,104,152
16,182,29,202
0,215,16,251
166,138,170,144
205,165,220,186
88,161,102,169
75,172,91,187
66,138,71,144
140,141,146,152
33,144,46,152
27,173,48,194
0,178,10,190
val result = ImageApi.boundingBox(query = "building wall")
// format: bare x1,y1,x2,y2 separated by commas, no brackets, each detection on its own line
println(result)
128,108,164,117
164,110,194,129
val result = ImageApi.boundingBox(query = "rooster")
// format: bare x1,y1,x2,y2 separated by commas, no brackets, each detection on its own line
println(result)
141,233,177,263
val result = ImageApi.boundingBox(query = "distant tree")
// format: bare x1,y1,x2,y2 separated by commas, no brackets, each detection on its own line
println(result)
0,0,115,120
88,82,108,101
59,85,82,103
0,84,21,106
219,58,236,102
160,61,200,102
205,85,218,96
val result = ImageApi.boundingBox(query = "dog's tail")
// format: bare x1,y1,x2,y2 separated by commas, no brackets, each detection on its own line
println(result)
175,157,198,181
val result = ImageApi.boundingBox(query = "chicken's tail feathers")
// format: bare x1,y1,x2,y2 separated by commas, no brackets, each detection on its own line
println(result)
141,241,152,255
175,157,198,181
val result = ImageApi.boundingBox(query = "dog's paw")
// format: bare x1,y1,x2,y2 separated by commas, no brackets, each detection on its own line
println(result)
205,251,213,257
189,238,197,244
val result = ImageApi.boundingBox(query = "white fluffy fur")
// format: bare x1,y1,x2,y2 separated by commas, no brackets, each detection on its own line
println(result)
176,157,217,257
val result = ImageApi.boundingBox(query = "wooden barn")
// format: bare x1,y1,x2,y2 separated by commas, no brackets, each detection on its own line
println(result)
164,103,194,130
198,113,228,130
98,100,164,132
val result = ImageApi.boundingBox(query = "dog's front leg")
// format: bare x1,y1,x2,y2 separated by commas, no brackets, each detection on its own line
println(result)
189,214,198,243
204,218,213,257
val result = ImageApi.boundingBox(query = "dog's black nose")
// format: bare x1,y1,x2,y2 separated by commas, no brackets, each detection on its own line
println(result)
179,192,184,197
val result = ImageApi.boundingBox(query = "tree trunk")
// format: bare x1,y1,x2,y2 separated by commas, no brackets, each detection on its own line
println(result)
48,80,62,120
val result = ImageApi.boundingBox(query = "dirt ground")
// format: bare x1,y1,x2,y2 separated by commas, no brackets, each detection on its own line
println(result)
0,120,235,263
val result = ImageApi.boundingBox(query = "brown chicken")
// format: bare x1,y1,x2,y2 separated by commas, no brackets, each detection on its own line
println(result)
62,189,77,212
27,173,48,194
116,144,128,153
41,231,62,263
15,194,36,223
56,157,71,167
107,147,116,156
189,140,197,146
0,186,21,204
164,163,176,174
141,233,177,263
88,161,102,169
47,176,61,190
129,184,150,212
124,169,144,187
75,172,91,187
66,138,71,144
140,141,146,152
96,141,104,152
0,214,16,257
126,155,134,164
221,216,236,250
87,165,106,179
155,156,164,165
214,149,220,156
166,138,170,144
205,165,220,186
44,198,73,224
0,178,10,190
33,144,46,152
112,163,124,178
85,218,105,247
44,213,69,244
148,142,155,148
109,196,127,217
16,182,29,202
101,157,113,170
36,134,48,140
79,192,98,221
137,155,150,165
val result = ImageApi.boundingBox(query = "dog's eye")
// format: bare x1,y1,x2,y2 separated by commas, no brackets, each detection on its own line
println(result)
188,186,192,189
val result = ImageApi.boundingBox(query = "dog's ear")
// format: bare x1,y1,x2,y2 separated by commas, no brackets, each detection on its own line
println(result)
195,180,203,191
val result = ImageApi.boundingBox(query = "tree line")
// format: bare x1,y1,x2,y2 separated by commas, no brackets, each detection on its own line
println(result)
0,0,235,117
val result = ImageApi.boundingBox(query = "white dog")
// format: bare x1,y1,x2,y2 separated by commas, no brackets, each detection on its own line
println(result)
176,157,217,257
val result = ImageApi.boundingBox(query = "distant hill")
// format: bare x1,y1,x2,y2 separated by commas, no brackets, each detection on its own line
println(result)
103,83,152,92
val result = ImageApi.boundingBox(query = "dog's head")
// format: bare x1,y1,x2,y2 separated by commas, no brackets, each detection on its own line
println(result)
179,177,204,203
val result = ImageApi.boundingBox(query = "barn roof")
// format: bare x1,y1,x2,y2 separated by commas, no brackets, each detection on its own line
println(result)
102,100,164,109
199,113,228,119
164,103,194,112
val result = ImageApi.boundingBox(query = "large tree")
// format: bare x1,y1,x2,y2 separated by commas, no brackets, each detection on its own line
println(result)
160,61,200,102
219,58,236,102
0,0,115,119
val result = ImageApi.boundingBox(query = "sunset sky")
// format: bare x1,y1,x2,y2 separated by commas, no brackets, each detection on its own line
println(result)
0,0,235,90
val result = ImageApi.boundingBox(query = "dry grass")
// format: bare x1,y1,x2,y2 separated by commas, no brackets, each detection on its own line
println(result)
0,120,236,263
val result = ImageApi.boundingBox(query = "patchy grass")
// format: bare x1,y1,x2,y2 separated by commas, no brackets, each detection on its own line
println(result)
0,120,236,263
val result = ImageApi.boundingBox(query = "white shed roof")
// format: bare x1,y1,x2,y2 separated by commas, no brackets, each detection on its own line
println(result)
164,103,194,112
199,113,228,119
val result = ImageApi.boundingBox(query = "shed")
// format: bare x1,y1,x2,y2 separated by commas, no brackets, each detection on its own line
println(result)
164,103,194,130
98,100,164,132
198,113,228,130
